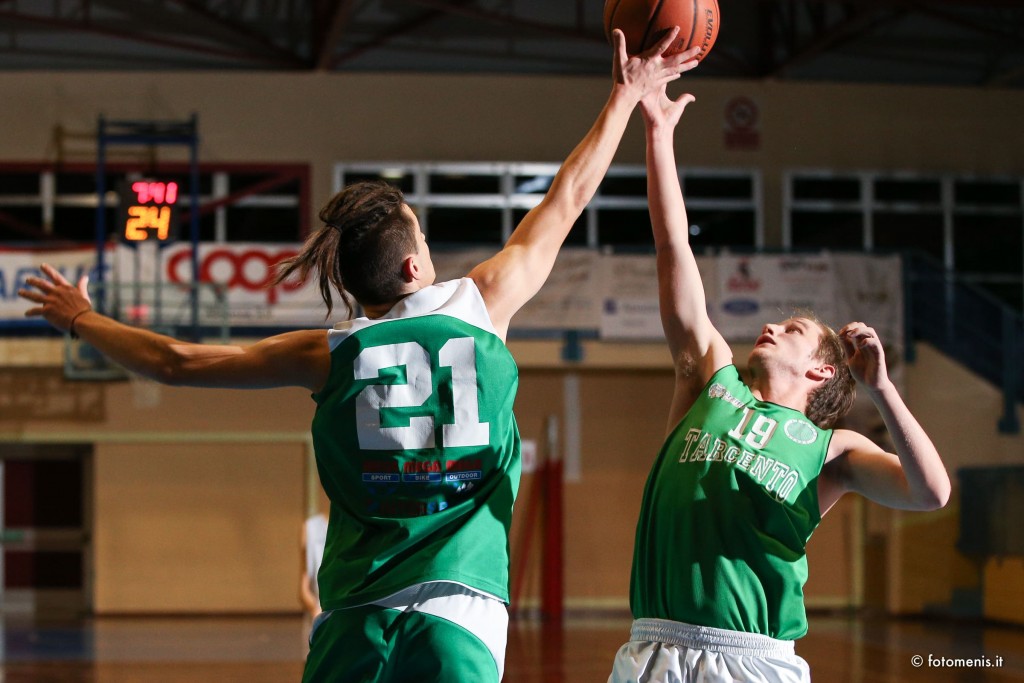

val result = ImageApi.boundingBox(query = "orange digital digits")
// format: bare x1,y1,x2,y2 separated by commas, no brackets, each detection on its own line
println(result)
120,180,178,242
125,206,172,241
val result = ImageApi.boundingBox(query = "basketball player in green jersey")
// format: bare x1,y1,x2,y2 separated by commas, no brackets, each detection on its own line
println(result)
608,85,952,682
21,30,701,683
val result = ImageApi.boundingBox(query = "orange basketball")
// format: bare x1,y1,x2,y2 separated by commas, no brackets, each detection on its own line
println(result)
604,0,719,61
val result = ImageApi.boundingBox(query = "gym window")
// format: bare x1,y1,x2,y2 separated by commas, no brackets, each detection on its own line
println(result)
334,162,762,250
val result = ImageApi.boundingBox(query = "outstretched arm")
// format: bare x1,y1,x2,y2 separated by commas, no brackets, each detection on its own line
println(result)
19,264,329,391
469,29,702,339
641,86,732,431
820,322,950,514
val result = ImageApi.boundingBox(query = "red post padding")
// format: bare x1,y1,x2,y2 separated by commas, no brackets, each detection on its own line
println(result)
541,455,564,623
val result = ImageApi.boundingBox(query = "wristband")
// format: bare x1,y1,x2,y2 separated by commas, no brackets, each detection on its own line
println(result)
68,309,91,340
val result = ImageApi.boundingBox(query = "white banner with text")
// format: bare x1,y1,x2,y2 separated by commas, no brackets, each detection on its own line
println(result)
2,245,902,348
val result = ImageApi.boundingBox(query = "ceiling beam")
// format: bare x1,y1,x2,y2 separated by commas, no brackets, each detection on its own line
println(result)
902,0,1024,47
757,0,1024,6
399,0,603,44
765,4,906,78
313,0,358,71
330,0,477,69
0,8,282,65
0,43,260,69
161,0,307,68
340,38,608,71
89,0,271,52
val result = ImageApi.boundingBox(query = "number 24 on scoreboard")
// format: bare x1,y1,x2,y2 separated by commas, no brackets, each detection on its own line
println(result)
122,180,179,242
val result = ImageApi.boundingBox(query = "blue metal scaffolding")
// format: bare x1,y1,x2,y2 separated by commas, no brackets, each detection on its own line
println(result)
94,115,201,337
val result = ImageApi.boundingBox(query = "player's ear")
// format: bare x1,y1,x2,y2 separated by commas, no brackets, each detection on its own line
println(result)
807,363,835,383
401,255,418,283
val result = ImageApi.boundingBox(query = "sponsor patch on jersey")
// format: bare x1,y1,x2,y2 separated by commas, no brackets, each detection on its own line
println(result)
444,471,482,482
784,418,818,445
362,472,401,483
708,383,746,409
403,472,442,483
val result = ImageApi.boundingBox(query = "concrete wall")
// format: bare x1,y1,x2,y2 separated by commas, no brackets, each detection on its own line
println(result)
1,70,1022,245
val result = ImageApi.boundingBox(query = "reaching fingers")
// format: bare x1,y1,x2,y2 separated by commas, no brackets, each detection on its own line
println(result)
664,45,702,72
839,332,857,359
77,275,91,302
18,288,46,305
644,26,681,59
654,50,701,87
659,92,695,122
24,307,44,318
22,275,54,293
675,93,696,110
654,72,682,88
41,263,71,287
612,28,628,65
841,323,881,351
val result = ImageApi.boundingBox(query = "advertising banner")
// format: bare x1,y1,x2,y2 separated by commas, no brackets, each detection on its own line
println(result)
598,253,662,340
0,245,109,324
112,242,323,327
597,254,723,341
715,253,837,341
513,249,601,330
1,246,902,349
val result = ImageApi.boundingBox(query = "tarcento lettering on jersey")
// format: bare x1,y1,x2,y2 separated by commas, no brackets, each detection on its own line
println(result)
676,427,800,503
676,384,806,503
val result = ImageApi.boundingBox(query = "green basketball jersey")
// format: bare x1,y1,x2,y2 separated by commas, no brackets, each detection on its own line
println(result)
311,278,520,610
630,365,832,640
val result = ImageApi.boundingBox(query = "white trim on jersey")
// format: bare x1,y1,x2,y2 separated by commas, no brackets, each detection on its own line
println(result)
310,581,508,679
304,513,328,601
326,278,498,352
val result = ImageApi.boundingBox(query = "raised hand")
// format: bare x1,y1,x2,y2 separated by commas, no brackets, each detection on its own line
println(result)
640,83,695,130
18,263,92,334
612,27,702,103
839,322,891,391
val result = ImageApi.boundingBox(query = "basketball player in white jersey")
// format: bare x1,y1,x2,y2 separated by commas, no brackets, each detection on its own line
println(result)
21,30,703,683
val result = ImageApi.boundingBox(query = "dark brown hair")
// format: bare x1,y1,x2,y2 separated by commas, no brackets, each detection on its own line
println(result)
273,181,418,319
801,313,857,429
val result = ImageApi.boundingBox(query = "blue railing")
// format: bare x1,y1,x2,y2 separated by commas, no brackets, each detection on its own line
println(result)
904,251,1023,433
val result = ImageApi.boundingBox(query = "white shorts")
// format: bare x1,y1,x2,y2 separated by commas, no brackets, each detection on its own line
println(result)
608,618,811,683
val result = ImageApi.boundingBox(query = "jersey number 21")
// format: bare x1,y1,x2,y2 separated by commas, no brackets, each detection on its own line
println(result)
354,338,490,451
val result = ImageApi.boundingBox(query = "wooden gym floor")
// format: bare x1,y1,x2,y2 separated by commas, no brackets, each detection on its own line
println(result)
1,612,1022,682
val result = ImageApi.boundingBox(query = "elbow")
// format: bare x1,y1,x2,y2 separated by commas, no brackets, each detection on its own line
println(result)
150,351,188,386
915,479,952,511
156,366,185,387
931,467,953,509
931,481,952,510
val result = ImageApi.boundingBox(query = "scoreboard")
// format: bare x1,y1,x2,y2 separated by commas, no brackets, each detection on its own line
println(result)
118,179,179,242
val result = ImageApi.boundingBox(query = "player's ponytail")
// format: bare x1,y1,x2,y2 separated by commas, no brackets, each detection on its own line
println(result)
273,181,417,320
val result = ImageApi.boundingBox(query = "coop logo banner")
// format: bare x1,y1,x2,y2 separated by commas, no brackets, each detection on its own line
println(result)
164,246,304,305
115,243,326,326
0,246,110,323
